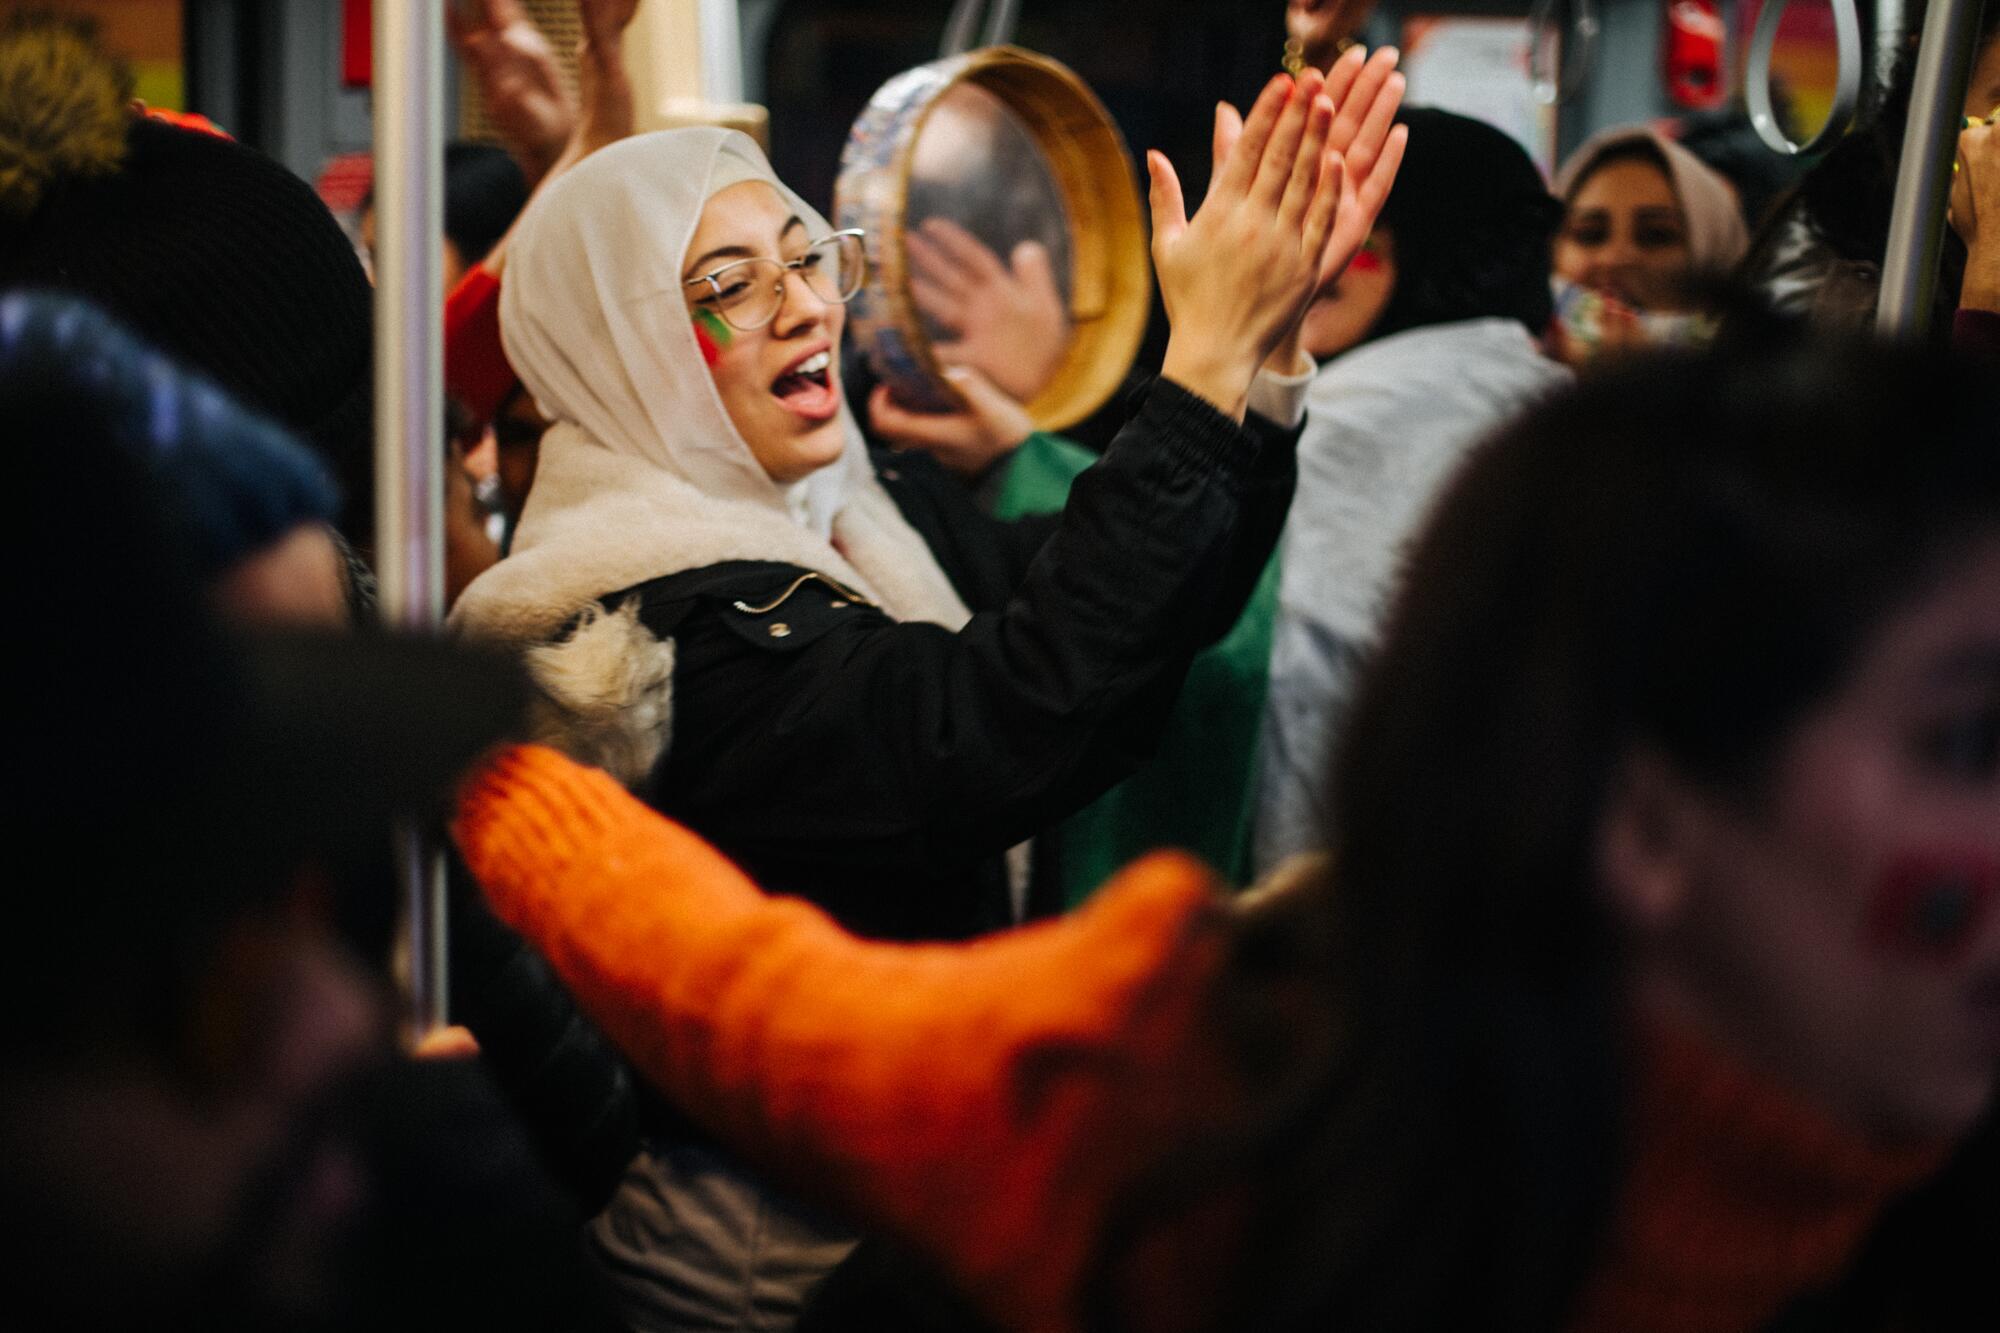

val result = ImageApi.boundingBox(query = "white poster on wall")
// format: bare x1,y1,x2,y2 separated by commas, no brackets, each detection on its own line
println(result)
1400,18,1559,179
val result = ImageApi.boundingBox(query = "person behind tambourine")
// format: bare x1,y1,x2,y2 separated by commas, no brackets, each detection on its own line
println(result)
447,66,1407,1329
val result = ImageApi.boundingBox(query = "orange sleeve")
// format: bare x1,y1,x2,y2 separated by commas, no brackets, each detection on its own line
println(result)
453,745,1237,1333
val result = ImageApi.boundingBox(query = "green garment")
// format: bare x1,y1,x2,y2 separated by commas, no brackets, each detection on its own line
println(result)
997,432,1279,903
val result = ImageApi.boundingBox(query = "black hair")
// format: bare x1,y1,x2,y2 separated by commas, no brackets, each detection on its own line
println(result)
1365,107,1564,343
443,142,530,268
1100,330,2000,1330
1331,332,1994,1327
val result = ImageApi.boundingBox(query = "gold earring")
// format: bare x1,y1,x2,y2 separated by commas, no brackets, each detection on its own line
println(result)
1282,36,1305,76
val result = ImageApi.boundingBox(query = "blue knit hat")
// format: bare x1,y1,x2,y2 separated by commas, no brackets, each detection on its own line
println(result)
0,290,340,578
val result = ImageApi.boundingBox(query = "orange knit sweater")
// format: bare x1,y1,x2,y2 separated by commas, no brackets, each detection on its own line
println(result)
454,745,1242,1333
455,745,1948,1332
1568,1023,1945,1331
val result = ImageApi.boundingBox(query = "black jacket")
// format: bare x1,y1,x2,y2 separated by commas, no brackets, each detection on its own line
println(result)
455,377,1299,1207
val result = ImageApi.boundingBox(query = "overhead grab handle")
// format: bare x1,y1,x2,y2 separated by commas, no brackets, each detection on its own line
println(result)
940,0,1023,57
1528,0,1602,107
1746,0,1864,154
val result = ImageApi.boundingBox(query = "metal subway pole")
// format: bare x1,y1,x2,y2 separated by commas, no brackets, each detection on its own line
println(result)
697,0,746,103
373,0,449,1037
1876,0,1983,338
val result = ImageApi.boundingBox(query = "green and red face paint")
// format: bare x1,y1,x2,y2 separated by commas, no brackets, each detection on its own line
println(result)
693,307,733,366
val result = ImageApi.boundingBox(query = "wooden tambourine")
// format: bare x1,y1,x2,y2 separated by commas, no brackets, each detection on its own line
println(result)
834,46,1149,429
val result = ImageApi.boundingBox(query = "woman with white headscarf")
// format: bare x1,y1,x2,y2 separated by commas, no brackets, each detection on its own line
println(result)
1547,124,1750,366
449,65,1408,1328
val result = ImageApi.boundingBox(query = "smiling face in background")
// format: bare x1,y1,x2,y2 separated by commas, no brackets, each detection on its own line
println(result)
1554,153,1694,313
682,182,848,485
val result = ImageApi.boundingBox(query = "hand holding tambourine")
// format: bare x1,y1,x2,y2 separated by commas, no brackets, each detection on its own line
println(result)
906,218,1070,403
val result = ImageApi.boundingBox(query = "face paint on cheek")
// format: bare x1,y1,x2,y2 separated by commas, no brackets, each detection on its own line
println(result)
1863,851,2000,963
693,307,733,368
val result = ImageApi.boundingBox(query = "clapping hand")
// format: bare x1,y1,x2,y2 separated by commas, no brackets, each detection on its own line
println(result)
1215,47,1407,298
1212,46,1407,373
1149,55,1407,417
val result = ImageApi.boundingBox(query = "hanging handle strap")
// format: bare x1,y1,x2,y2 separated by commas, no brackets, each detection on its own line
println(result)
1746,0,1864,154
941,0,1023,57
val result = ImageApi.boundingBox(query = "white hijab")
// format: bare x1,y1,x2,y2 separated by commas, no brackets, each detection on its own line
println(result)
451,128,969,644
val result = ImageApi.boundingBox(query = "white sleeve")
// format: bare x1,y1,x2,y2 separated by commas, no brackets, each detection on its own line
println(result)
1245,350,1315,429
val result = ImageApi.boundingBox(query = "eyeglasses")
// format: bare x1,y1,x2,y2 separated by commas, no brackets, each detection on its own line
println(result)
682,230,868,331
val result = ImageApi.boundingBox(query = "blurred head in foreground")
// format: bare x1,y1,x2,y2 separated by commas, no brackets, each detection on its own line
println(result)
1219,331,1999,1327
0,297,555,1325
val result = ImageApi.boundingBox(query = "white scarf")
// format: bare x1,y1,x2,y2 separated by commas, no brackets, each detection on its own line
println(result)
452,128,969,645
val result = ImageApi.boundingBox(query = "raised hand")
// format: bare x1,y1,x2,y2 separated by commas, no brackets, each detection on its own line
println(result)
570,0,641,158
1207,49,1406,375
1311,45,1407,290
1150,69,1343,418
577,0,643,51
459,0,640,282
449,0,576,184
1215,47,1408,295
907,218,1070,403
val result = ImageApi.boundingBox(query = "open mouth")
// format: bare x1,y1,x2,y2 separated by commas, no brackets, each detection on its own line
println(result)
771,348,838,421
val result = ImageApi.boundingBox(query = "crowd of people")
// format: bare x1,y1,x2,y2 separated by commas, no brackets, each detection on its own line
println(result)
1,0,1996,1329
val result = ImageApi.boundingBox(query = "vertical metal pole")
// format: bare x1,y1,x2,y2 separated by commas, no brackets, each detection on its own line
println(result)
697,0,745,104
1876,0,1983,338
373,0,448,1035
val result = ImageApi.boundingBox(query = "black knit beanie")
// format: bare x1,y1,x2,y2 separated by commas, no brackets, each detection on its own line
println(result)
443,142,529,269
1366,107,1565,344
0,15,374,543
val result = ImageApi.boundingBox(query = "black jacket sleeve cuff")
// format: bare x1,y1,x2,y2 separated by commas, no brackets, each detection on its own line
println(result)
1137,376,1262,484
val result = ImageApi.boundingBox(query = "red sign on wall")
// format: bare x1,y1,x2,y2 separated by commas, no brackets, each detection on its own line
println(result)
343,0,372,88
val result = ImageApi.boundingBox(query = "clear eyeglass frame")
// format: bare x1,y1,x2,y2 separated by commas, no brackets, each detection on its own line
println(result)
682,229,869,332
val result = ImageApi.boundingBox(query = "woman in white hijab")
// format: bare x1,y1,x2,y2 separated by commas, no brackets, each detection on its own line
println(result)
1548,124,1750,365
451,63,1406,1328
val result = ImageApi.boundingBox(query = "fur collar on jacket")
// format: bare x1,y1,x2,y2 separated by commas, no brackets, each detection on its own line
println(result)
450,434,971,786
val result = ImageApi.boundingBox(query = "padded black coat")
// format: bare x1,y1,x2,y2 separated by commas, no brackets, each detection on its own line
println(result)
453,377,1300,1208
